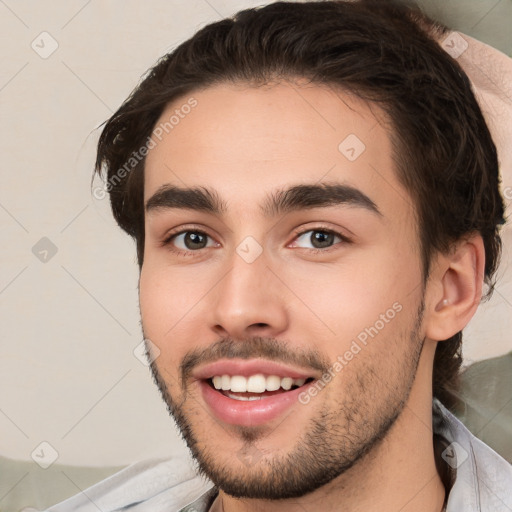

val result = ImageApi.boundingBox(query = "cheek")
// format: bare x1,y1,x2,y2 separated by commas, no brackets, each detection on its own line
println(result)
283,250,413,344
139,264,201,364
140,260,207,330
139,265,173,338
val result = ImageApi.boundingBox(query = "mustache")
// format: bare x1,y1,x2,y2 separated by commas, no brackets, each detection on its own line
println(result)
180,336,331,385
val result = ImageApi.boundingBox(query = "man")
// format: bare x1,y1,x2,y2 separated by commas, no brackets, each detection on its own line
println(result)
49,0,512,510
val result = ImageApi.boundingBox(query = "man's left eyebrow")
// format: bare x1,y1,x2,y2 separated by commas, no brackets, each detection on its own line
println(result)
262,183,382,217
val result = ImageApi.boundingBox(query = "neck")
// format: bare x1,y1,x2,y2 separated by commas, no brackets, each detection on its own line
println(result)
211,341,446,512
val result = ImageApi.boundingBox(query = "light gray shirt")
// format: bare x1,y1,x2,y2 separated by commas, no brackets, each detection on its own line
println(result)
46,400,512,511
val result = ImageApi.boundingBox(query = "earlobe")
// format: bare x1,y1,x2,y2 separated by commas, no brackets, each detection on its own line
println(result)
425,234,485,341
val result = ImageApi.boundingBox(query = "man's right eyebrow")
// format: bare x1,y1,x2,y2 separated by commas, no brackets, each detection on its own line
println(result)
145,185,227,214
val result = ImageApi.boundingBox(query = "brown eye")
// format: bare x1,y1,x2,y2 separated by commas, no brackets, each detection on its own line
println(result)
293,229,343,250
170,231,214,251
184,232,208,249
310,231,336,248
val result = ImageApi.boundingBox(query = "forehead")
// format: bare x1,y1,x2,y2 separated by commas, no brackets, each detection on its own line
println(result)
143,81,412,223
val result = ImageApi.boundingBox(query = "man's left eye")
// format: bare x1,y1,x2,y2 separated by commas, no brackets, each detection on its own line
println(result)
292,230,344,250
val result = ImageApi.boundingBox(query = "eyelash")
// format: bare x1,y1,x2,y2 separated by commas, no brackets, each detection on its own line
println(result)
161,225,214,257
161,225,351,256
291,227,352,253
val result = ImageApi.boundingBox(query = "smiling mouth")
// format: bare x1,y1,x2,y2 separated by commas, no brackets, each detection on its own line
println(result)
206,374,315,401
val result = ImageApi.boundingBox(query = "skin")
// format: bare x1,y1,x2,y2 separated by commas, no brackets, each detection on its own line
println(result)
139,81,484,512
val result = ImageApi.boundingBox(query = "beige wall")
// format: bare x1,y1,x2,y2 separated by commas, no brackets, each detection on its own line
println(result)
1,0,511,467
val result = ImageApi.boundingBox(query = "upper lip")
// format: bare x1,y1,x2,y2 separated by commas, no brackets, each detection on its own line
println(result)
192,358,320,381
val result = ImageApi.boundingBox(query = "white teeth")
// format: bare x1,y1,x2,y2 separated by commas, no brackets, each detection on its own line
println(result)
230,375,247,392
281,377,293,391
212,376,222,390
247,374,267,393
211,374,309,393
266,375,281,391
225,391,263,401
221,375,230,390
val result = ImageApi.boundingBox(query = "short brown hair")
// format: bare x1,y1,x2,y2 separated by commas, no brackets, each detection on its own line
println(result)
95,0,505,409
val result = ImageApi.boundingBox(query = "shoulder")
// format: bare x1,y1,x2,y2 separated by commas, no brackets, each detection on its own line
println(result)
434,399,512,512
45,456,213,512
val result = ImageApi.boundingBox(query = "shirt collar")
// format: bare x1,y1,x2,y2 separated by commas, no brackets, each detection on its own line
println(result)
181,399,512,512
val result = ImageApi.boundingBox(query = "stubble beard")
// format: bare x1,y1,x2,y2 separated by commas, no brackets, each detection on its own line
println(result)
146,304,425,500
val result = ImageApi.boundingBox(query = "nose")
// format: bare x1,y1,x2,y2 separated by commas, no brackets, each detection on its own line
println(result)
208,250,289,340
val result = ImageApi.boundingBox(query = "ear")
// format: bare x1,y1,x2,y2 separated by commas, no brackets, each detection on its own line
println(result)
424,234,485,341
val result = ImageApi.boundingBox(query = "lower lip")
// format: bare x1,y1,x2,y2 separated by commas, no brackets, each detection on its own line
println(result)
199,380,310,427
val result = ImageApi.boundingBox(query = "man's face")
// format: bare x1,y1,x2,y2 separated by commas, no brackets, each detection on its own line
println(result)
140,81,428,498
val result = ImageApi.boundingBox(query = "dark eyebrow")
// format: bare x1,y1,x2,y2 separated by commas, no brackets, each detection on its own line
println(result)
145,182,381,218
146,185,226,214
262,183,381,217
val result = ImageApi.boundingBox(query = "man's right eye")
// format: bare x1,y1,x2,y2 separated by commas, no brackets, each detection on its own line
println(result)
166,230,217,252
